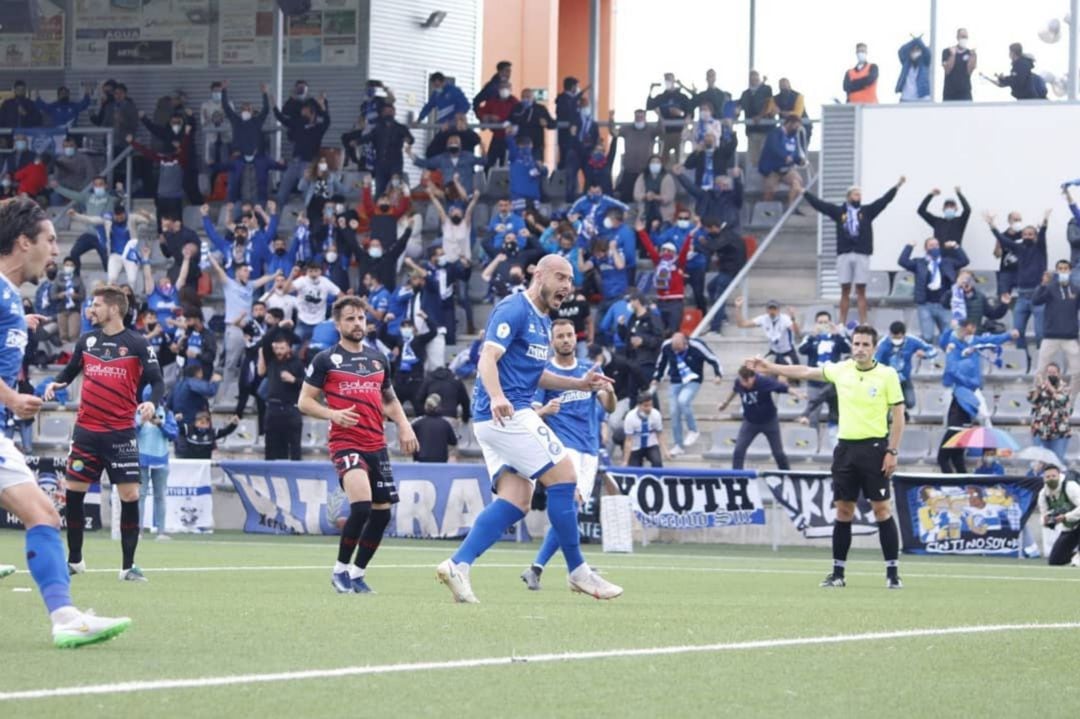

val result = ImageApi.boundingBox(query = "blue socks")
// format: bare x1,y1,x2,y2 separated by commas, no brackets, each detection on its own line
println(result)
25,525,72,614
533,526,561,568
546,483,584,572
452,498,525,565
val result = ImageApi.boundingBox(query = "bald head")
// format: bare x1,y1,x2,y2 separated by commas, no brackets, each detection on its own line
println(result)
531,254,574,312
535,253,573,278
671,332,688,352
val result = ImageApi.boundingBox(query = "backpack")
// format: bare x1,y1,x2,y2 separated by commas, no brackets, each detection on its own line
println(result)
1029,73,1048,99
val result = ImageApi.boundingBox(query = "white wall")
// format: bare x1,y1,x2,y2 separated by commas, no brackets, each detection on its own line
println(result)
858,102,1080,272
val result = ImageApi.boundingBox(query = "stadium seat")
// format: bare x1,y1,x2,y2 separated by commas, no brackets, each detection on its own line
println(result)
223,419,258,450
991,390,1030,424
471,201,490,232
913,353,946,380
485,168,509,199
889,272,915,299
749,201,784,228
990,348,1029,379
472,169,488,197
543,170,566,201
679,308,703,335
36,414,73,448
897,428,931,463
457,421,482,458
784,427,820,461
703,427,740,460
777,392,805,420
745,432,775,460
914,387,951,422
865,272,891,299
301,418,327,450
422,202,441,233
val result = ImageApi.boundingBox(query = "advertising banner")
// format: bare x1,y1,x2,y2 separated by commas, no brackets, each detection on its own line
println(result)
604,467,765,530
0,456,101,531
73,0,210,68
761,470,878,538
140,459,213,534
0,0,65,69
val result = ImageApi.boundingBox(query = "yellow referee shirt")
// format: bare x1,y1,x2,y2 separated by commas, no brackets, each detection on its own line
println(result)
821,359,903,440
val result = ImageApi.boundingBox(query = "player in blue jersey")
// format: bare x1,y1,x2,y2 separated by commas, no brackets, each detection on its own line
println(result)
0,198,131,647
521,318,616,590
436,255,623,603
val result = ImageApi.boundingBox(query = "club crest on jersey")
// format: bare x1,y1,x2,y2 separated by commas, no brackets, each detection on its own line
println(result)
119,346,128,357
330,353,343,367
868,386,878,397
496,322,511,339
86,336,97,349
373,360,381,371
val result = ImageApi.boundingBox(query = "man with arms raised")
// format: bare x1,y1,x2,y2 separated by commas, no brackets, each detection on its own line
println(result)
436,255,622,603
747,324,906,589
299,296,418,593
0,198,131,646
521,319,616,590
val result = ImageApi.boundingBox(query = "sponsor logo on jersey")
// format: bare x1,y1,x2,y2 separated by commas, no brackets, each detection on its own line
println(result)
337,379,382,393
4,329,27,352
526,344,549,361
85,363,129,380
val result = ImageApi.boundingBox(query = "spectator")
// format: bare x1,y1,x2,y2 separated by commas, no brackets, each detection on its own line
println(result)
1033,261,1080,385
176,410,238,460
734,297,800,366
1028,363,1072,464
169,364,221,422
177,308,218,377
773,78,812,142
596,206,637,285
68,205,152,288
973,449,1005,476
35,260,59,335
619,291,663,383
482,236,527,301
274,92,330,207
278,80,313,135
50,257,85,343
706,216,748,331
918,187,971,245
287,261,342,342
896,37,931,102
139,106,201,205
898,236,969,343
551,287,592,361
942,28,977,101
221,81,274,204
147,275,183,329
297,160,347,227
692,68,732,119
0,133,33,176
562,94,600,202
646,72,692,162
590,343,646,434
737,70,774,169
598,290,634,349
506,130,547,211
237,304,269,432
209,254,277,389
428,187,478,334
136,395,177,539
411,134,485,196
342,80,394,171
582,128,618,198
484,197,526,253
989,209,1024,296
937,322,1019,472
201,81,231,171
473,60,512,115
989,212,1050,351
258,335,305,460
370,103,414,196
13,153,48,199
418,72,470,125
875,321,936,418
672,164,743,231
993,43,1044,100
411,394,459,463
569,183,628,238
36,84,91,130
1037,464,1080,566
633,153,676,229
803,177,905,325
949,270,1011,332
622,393,669,467
416,366,471,425
0,79,43,128
509,88,553,160
616,110,659,203
844,42,880,103
158,210,203,293
652,333,722,455
476,80,517,168
52,176,113,251
719,366,793,471
50,137,95,201
682,101,723,149
556,76,583,169
127,128,193,231
798,311,849,431
636,218,691,331
758,114,806,206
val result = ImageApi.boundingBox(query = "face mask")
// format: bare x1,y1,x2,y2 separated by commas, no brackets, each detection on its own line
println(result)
664,81,674,91
274,247,286,256
92,186,106,197
334,203,345,214
390,179,402,188
46,269,57,280
498,88,510,99
64,146,76,157
369,247,383,259
891,337,904,346
325,251,338,263
317,162,328,172
910,51,922,61
63,266,74,277
14,141,26,151
296,87,307,97
240,111,252,121
436,256,448,267
401,328,414,340
509,275,524,286
927,248,941,258
649,162,662,174
243,154,255,163
212,91,222,102
171,124,182,133
856,52,868,63
580,107,592,118
1059,272,1071,285
377,202,390,212
700,111,712,121
848,199,861,209
957,38,969,49
943,208,957,219
669,219,689,231
448,146,461,155
603,217,615,229
1010,222,1023,233
521,98,533,107
323,208,335,219
450,214,463,225
634,121,646,130
816,323,831,334
1,179,9,188
504,242,518,254
1049,375,1062,386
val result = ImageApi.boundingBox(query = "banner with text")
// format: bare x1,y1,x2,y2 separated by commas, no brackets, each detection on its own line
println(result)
284,0,359,66
220,461,523,539
0,457,101,531
140,459,213,534
218,0,275,67
605,467,765,529
761,470,878,538
893,474,1042,557
0,0,65,69
73,0,210,68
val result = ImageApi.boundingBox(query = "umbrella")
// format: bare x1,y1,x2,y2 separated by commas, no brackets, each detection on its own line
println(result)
942,427,1021,455
1017,446,1065,469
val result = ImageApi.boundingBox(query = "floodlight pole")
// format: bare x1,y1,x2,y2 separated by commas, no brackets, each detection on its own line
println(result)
588,0,600,112
929,0,938,99
1071,0,1079,101
748,0,756,75
273,9,285,162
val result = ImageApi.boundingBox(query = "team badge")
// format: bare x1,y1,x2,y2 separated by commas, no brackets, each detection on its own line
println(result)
86,336,97,349
868,386,878,398
119,346,128,357
330,353,343,367
496,322,511,339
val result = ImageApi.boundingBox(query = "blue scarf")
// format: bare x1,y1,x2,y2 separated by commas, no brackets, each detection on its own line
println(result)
675,350,699,383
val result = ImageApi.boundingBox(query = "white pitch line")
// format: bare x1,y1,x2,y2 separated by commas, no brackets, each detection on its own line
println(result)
2,622,1077,702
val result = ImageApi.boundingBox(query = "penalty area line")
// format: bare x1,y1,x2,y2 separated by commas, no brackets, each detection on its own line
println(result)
1,623,1078,702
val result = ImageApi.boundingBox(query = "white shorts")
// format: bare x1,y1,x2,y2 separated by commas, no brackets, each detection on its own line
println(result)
0,434,36,496
566,447,599,500
836,252,871,286
475,408,568,482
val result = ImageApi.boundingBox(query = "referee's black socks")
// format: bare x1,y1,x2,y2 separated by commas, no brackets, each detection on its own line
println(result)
877,517,900,579
832,520,852,577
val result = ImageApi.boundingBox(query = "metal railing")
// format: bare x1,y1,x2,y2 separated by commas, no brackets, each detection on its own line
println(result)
691,165,821,339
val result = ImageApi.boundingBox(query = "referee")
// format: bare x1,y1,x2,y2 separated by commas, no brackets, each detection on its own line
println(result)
748,324,906,589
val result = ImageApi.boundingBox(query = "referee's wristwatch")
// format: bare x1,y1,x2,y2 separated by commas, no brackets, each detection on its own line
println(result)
885,448,898,456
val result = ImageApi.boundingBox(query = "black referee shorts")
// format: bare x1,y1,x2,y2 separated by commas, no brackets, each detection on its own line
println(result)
831,438,890,503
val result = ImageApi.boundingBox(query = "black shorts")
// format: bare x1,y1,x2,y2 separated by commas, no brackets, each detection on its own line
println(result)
66,426,141,485
332,447,399,505
831,438,890,503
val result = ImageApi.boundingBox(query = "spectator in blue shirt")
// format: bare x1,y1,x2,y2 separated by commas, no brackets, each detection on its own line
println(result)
569,184,628,236
896,37,932,102
582,237,629,317
898,236,969,343
798,310,850,428
599,295,633,348
719,367,794,471
596,206,638,286
485,198,526,257
875,320,937,416
418,72,470,124
541,226,584,287
973,449,1006,476
168,364,221,422
506,131,547,210
34,85,92,129
759,114,806,206
412,135,485,195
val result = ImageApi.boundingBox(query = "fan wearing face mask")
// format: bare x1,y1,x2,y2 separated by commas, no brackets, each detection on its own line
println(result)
298,156,346,226
918,186,971,246
989,210,1051,351
274,91,331,207
896,36,931,102
428,186,479,334
475,77,517,169
844,42,880,103
898,236,969,344
1037,463,1080,566
562,94,602,202
646,72,692,162
873,321,935,421
942,28,977,101
221,80,277,205
51,138,94,200
615,110,659,202
1032,260,1080,387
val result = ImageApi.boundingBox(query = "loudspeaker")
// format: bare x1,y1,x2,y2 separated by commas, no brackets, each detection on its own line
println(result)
276,0,312,16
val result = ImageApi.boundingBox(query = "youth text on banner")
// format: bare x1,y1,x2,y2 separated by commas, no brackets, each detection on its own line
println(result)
604,467,765,529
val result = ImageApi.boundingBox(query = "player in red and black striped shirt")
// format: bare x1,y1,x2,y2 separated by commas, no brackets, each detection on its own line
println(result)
299,296,418,594
45,285,163,583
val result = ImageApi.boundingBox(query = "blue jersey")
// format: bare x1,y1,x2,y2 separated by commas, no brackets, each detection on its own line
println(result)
534,360,600,455
473,293,552,422
0,274,27,390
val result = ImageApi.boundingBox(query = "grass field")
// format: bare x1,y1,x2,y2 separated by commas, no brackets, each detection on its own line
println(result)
1,532,1078,717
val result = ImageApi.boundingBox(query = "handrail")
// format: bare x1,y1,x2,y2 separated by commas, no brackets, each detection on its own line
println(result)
51,144,135,222
691,165,821,339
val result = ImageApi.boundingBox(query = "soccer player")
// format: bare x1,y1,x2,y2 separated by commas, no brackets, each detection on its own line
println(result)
521,319,616,590
44,285,164,582
747,324,906,589
298,296,418,594
436,255,622,603
0,197,131,646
